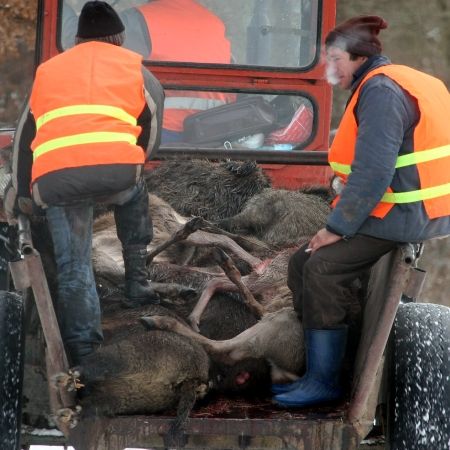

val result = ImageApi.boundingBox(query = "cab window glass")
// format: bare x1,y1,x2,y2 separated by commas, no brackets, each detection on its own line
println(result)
160,90,315,150
60,0,319,68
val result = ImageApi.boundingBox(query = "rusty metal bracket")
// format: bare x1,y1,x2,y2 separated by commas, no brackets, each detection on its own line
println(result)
8,214,76,436
403,267,427,301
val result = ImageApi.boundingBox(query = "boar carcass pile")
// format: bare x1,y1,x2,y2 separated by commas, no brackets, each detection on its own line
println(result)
60,159,332,432
145,159,271,221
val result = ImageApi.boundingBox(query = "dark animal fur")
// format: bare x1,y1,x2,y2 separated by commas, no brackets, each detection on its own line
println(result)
145,160,271,221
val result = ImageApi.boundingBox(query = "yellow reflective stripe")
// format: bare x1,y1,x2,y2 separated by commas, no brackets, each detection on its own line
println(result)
35,105,137,130
330,145,450,174
329,161,351,175
395,144,450,168
33,132,137,160
381,182,450,204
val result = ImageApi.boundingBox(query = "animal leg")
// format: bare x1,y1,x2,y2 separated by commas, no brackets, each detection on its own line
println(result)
141,315,219,354
213,247,264,319
164,379,205,450
188,277,236,331
187,230,262,269
196,219,271,256
142,314,262,365
270,364,301,384
146,217,205,264
147,216,263,269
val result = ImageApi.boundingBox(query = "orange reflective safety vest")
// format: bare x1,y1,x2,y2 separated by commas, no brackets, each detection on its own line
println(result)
30,41,146,184
138,0,235,132
329,65,450,219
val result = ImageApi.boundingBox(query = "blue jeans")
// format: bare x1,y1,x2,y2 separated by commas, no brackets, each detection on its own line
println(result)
46,202,101,353
45,179,152,354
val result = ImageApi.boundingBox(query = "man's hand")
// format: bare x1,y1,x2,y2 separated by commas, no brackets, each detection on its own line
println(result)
307,228,342,254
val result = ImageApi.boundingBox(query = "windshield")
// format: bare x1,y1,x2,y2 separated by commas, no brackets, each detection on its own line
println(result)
60,0,320,68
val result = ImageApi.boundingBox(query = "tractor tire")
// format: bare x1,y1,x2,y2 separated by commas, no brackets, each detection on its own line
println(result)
0,222,11,290
388,302,450,450
0,290,25,450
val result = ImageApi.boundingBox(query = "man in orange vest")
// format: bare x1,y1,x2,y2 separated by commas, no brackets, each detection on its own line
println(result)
273,15,450,407
5,1,165,365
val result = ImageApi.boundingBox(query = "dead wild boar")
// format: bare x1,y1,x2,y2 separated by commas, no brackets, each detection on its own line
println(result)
75,304,206,392
75,330,209,418
62,325,209,449
216,187,331,249
145,159,271,221
50,302,211,446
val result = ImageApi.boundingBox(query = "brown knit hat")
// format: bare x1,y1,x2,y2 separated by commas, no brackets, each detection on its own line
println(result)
325,15,388,57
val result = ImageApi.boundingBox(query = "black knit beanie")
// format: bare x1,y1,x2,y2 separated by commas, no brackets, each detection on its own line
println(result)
76,1,125,39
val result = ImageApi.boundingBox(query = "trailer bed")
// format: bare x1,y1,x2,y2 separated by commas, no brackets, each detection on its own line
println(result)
24,395,362,450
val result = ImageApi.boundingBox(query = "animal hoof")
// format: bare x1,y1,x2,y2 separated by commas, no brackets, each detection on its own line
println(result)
140,316,157,330
51,369,84,392
54,405,82,429
188,315,200,332
196,383,209,399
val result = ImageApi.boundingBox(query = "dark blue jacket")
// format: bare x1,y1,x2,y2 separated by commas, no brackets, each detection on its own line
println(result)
327,56,450,243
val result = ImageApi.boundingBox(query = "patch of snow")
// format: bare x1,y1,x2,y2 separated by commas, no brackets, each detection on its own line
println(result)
26,428,64,437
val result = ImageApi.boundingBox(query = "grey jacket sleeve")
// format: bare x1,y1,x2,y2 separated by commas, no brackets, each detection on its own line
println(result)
3,99,36,222
326,76,414,237
11,99,35,198
137,66,165,160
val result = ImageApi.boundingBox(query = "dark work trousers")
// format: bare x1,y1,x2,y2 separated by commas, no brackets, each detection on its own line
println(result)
114,178,153,251
288,234,398,329
45,178,152,355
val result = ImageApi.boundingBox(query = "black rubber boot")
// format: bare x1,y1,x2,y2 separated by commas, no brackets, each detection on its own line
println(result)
122,246,160,308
